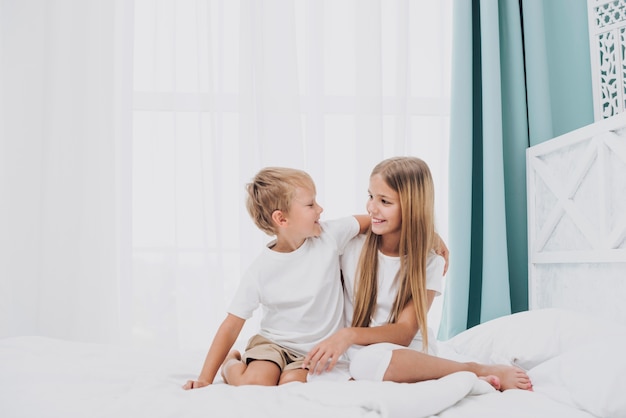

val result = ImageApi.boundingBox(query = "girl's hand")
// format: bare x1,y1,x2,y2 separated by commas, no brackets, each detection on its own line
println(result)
182,379,209,390
303,328,353,375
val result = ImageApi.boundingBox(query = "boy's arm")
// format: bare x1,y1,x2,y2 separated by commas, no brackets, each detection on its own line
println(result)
353,214,370,234
352,216,450,274
434,233,450,275
183,313,245,389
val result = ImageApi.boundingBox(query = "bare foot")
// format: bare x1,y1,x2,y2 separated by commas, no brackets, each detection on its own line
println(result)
481,365,532,391
220,350,242,384
479,374,501,390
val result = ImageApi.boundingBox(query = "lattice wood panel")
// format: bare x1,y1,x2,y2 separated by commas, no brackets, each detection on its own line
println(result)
527,112,626,323
589,0,626,119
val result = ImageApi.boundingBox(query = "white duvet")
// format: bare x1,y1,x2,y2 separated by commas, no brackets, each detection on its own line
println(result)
1,308,625,418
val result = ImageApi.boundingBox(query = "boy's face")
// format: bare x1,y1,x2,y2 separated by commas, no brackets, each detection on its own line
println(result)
286,186,323,238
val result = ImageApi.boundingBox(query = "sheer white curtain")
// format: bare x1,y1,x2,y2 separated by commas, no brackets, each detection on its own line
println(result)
0,0,134,343
1,0,451,349
131,0,452,350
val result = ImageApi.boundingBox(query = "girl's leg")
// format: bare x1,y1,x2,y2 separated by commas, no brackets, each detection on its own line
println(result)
384,349,531,390
479,375,501,390
221,350,281,386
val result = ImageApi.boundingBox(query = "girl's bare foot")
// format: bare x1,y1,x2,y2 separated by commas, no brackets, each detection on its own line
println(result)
479,374,501,390
481,364,532,391
221,350,242,384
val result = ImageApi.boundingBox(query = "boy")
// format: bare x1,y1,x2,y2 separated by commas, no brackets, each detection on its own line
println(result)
183,167,369,388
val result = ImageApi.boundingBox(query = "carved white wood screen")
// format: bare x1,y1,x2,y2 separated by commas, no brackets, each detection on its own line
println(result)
588,0,626,120
527,112,626,324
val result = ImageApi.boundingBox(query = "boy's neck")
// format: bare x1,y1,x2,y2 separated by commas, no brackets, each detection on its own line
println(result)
270,236,307,253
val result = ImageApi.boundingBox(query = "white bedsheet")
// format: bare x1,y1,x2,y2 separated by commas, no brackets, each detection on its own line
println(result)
1,308,624,418
0,336,491,418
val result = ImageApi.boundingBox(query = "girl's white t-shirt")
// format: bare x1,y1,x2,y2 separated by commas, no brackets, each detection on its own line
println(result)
228,216,359,357
340,234,445,351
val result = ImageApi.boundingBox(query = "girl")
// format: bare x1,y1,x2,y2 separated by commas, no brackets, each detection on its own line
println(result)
303,156,532,391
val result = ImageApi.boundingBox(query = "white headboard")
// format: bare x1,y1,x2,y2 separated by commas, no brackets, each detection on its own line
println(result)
526,112,626,325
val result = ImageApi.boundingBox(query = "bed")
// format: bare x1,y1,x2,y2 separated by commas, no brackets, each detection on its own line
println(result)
2,307,625,418
2,115,626,418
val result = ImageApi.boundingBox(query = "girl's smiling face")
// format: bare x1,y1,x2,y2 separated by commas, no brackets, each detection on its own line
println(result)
366,173,402,241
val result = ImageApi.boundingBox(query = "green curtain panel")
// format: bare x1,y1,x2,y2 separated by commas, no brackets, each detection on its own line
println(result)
438,0,593,340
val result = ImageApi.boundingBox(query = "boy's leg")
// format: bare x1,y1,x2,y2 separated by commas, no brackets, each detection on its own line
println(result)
278,368,308,385
221,350,281,386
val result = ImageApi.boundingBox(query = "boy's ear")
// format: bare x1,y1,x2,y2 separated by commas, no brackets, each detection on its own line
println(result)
271,210,287,227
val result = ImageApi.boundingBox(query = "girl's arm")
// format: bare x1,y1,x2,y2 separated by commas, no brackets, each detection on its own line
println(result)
183,313,245,389
303,290,437,375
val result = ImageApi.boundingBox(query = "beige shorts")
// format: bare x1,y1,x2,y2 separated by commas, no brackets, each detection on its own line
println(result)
241,334,305,372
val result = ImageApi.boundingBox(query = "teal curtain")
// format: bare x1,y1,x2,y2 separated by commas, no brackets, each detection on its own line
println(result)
438,0,593,339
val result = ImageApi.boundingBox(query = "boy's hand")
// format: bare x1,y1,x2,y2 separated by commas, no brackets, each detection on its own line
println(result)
434,233,449,275
182,379,209,390
303,329,353,375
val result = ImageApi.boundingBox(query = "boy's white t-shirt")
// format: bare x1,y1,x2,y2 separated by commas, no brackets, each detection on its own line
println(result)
228,216,359,357
341,234,445,352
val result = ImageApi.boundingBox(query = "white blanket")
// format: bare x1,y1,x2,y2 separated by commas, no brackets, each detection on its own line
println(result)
0,336,491,418
2,308,625,418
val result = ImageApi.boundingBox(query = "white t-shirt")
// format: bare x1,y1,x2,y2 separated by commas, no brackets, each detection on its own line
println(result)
341,234,444,351
228,216,359,357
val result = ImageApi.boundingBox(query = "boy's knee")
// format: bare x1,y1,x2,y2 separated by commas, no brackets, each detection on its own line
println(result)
278,369,307,385
233,360,281,386
235,372,278,386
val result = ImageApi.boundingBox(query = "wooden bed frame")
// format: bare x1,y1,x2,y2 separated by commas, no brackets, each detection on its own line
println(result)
526,112,626,325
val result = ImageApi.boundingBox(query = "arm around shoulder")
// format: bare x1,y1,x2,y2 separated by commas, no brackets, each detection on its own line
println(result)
433,233,449,275
353,214,371,234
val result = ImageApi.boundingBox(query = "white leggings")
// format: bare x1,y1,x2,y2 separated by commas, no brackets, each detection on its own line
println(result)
349,335,438,381
348,342,403,381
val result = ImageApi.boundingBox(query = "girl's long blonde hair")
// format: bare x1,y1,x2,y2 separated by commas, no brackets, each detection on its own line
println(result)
351,157,436,352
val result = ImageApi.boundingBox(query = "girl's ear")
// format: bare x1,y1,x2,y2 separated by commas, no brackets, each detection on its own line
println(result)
271,210,287,227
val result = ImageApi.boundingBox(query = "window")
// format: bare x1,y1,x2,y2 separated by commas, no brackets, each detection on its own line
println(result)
132,0,452,349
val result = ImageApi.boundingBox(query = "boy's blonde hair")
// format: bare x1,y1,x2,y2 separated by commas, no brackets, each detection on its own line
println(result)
246,167,315,236
351,156,436,352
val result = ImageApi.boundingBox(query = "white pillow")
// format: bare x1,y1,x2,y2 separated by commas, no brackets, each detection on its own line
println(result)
530,333,626,418
442,308,622,370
